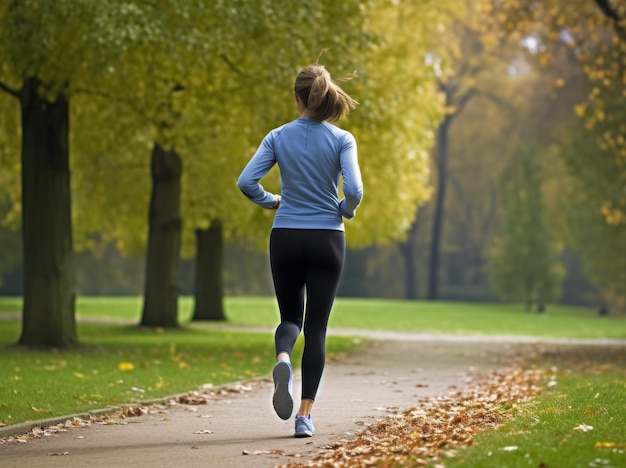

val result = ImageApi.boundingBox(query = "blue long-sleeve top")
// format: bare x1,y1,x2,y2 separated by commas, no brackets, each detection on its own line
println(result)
237,117,363,231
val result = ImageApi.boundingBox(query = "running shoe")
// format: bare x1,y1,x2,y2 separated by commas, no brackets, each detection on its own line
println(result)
294,414,315,438
272,361,293,420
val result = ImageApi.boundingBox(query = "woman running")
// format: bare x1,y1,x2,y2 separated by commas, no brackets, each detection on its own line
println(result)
237,56,363,438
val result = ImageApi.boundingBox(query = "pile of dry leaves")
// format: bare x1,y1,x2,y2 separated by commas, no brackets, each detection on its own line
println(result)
286,367,545,467
0,380,264,445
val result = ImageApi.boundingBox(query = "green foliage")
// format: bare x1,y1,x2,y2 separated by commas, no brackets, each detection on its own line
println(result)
2,0,620,317
71,95,152,255
62,0,436,256
0,92,20,228
0,0,450,261
0,0,164,95
559,132,626,312
340,0,449,246
489,145,563,309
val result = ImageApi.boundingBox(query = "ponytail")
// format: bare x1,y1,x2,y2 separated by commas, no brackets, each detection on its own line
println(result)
294,55,358,122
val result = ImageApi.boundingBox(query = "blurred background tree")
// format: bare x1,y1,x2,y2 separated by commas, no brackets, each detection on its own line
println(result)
488,145,563,311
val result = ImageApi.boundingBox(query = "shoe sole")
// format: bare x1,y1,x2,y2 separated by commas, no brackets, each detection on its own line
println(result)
272,362,293,420
294,430,314,438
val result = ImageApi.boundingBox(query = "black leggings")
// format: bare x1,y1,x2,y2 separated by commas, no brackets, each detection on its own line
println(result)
270,228,345,401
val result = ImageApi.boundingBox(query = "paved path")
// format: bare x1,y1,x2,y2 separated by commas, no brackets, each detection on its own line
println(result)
1,331,623,468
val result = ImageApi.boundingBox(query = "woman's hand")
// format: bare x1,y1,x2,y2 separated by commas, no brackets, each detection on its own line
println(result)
272,195,281,210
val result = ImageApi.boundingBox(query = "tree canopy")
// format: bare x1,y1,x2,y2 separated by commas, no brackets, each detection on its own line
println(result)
1,0,625,339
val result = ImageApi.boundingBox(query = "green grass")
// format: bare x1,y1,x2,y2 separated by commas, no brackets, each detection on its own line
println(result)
327,299,624,338
2,296,623,338
0,320,362,426
445,347,626,468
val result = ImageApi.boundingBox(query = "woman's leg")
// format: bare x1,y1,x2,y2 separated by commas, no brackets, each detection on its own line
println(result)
299,230,345,410
269,229,307,420
269,228,345,427
270,229,306,358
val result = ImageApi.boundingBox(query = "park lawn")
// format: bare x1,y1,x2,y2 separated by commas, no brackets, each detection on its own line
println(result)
443,346,626,468
0,321,362,426
1,296,624,338
305,298,623,339
1,297,624,432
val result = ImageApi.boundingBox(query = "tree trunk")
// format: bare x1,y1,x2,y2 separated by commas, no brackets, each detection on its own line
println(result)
427,114,452,300
192,220,226,321
18,77,77,347
399,209,423,299
140,143,182,328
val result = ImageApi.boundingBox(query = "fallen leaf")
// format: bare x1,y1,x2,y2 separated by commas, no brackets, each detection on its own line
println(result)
194,430,214,434
573,424,593,432
49,452,70,456
121,406,148,417
502,446,518,451
294,367,544,467
224,384,252,393
250,449,285,455
178,394,209,405
117,362,134,372
595,441,616,448
591,459,610,466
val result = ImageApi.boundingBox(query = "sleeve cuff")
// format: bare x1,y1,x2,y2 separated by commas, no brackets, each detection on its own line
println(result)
339,198,355,219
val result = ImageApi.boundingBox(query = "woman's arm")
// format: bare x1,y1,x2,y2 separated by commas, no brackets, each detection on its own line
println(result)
237,134,281,209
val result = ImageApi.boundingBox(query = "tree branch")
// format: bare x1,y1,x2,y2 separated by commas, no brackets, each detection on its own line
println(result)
220,54,251,78
453,88,476,117
595,0,626,42
0,80,21,98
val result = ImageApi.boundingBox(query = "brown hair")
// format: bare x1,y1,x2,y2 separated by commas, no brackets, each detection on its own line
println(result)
294,53,358,122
